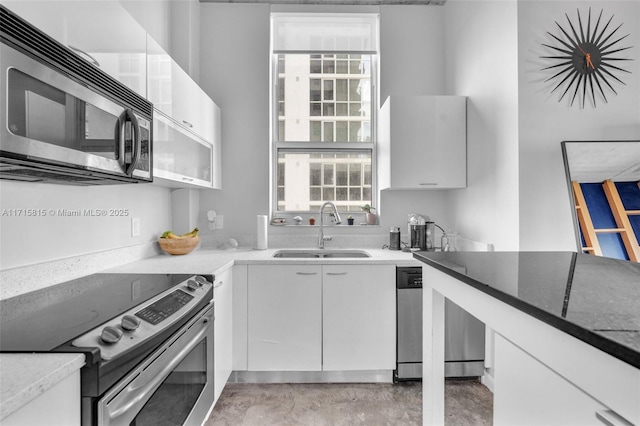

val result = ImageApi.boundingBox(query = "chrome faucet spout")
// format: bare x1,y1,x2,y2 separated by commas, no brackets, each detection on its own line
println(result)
318,201,342,249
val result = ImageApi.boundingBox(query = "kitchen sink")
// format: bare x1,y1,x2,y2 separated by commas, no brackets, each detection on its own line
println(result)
272,249,371,258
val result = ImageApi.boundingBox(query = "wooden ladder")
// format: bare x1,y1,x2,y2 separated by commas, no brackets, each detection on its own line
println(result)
572,180,640,262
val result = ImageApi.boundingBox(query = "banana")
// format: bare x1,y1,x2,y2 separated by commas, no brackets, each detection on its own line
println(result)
180,227,199,238
161,228,198,239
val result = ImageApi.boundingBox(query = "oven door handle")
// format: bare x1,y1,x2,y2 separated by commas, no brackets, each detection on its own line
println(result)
101,310,213,425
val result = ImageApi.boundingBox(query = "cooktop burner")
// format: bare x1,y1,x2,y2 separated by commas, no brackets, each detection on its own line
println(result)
0,273,194,353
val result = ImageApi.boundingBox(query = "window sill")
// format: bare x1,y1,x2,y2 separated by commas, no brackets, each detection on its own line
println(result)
271,223,378,227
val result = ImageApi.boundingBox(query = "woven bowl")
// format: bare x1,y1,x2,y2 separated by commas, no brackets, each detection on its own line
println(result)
158,236,200,255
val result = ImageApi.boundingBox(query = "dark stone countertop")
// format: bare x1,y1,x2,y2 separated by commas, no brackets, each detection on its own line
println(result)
414,251,640,369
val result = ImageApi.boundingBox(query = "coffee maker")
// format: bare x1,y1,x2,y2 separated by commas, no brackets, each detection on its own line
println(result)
407,214,435,251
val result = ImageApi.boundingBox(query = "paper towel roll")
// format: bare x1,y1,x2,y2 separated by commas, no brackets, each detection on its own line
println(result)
256,215,268,250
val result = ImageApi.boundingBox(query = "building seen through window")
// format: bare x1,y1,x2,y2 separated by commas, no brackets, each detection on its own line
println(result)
275,52,374,213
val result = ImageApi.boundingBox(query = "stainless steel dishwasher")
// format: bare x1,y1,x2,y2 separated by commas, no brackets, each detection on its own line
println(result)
395,266,485,381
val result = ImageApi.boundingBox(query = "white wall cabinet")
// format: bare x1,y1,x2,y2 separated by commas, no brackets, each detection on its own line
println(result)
213,268,233,405
322,265,396,371
147,35,216,143
147,35,221,189
152,112,218,189
3,1,147,98
378,95,467,189
247,265,322,371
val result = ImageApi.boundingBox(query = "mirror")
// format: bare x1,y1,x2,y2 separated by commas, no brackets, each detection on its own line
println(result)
561,141,640,262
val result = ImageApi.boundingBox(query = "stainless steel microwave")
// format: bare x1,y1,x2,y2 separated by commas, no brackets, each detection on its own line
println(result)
0,5,153,185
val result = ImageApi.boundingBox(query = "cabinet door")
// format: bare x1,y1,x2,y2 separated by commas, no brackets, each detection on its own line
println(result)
213,268,233,404
4,1,147,97
322,265,396,371
2,371,81,426
152,112,215,189
147,35,216,143
248,265,322,371
379,95,466,189
171,62,216,143
494,334,609,426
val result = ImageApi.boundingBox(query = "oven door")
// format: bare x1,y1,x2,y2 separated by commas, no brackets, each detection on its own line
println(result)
98,304,214,426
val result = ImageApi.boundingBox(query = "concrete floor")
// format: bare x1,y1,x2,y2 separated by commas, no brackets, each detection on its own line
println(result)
205,380,493,425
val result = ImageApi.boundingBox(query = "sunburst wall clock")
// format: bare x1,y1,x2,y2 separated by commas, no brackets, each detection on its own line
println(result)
541,8,633,108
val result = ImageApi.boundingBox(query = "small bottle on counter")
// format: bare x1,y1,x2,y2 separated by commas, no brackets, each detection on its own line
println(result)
390,227,401,250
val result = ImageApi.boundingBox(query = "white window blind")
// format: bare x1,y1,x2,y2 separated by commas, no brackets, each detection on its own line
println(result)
271,13,379,53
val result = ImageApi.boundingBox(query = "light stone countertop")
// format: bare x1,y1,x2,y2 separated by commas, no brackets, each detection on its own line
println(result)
0,353,85,420
1,246,420,419
104,246,423,275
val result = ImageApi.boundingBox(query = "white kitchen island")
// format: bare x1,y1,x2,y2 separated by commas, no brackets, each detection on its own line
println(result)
416,251,640,426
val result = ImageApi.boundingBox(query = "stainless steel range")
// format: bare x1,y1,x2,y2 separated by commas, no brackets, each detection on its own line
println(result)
0,273,215,426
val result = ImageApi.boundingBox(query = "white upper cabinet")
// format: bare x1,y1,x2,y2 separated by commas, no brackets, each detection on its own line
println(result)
5,0,222,190
378,95,467,189
147,35,216,143
3,1,147,97
152,112,217,189
147,35,221,189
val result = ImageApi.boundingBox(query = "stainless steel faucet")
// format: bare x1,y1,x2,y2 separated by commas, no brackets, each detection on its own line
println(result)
318,201,342,249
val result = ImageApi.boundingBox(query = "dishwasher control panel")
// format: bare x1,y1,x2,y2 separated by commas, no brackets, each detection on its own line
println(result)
396,267,422,289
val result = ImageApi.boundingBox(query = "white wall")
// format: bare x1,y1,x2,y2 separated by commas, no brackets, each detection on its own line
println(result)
198,3,271,244
197,3,457,244
443,0,640,252
517,0,640,251
443,0,520,251
0,181,172,270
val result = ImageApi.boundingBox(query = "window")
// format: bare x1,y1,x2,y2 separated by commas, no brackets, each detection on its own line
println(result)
271,13,379,215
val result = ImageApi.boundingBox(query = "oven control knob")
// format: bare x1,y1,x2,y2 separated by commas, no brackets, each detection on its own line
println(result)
121,315,141,331
101,326,123,344
186,279,200,292
195,275,209,285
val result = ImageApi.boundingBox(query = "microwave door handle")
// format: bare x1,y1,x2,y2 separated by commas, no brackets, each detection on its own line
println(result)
115,111,126,170
125,109,141,176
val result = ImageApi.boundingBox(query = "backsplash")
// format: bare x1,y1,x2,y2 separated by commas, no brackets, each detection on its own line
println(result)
0,242,161,300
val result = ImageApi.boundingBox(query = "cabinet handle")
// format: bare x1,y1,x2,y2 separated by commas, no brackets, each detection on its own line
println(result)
326,272,348,276
68,45,100,67
182,120,194,128
419,183,438,186
214,281,224,288
296,272,318,275
596,410,633,426
181,177,194,182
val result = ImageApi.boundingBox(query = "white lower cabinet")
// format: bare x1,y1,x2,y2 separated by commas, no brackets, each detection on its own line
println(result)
213,268,232,404
2,371,81,426
246,264,395,372
247,265,322,371
494,334,611,426
323,265,396,371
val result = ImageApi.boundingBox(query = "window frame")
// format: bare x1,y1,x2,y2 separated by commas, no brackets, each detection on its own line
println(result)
270,51,378,219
